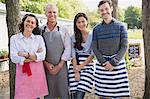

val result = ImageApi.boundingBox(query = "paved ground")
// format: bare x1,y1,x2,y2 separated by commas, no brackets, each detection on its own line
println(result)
0,71,9,99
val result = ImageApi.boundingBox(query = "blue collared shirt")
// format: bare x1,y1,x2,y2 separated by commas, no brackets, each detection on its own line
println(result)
71,31,94,58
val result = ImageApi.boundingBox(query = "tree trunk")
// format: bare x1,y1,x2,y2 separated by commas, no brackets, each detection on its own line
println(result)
143,0,150,98
5,0,20,99
111,0,118,19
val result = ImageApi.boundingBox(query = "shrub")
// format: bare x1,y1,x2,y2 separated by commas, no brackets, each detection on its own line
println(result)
0,50,8,59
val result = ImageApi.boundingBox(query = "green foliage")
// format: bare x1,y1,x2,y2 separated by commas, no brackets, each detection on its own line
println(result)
118,7,125,21
57,0,86,19
20,0,86,19
57,0,73,19
0,50,8,59
125,52,135,70
20,0,45,14
124,6,142,29
87,10,101,29
29,0,49,2
26,2,44,14
0,0,5,3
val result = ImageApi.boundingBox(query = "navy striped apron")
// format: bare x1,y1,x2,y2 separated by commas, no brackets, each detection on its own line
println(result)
94,55,130,98
68,52,94,93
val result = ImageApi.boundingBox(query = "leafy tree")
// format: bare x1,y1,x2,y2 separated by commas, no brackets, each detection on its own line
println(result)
20,0,86,20
57,0,73,19
124,6,142,29
118,7,125,21
57,0,86,19
20,0,45,14
0,0,5,3
87,10,100,29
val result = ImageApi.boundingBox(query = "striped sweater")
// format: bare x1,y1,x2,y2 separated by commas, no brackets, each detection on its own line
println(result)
92,18,128,66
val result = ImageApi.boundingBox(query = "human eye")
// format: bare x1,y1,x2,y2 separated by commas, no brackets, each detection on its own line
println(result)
48,11,52,14
53,11,56,14
105,8,109,11
100,9,104,12
77,21,81,24
31,21,35,24
82,20,85,23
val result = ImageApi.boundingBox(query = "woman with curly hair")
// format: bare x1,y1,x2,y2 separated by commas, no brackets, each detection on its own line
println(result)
10,14,48,99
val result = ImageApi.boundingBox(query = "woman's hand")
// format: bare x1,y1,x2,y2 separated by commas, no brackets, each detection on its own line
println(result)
18,51,29,58
75,72,80,81
73,65,82,72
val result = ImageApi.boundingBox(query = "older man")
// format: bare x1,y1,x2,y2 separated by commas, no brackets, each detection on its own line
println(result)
40,4,71,99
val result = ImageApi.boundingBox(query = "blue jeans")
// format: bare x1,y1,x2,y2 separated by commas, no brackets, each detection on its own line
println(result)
76,91,85,99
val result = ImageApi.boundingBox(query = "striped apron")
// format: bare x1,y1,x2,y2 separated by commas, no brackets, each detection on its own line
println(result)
94,55,130,98
68,52,94,93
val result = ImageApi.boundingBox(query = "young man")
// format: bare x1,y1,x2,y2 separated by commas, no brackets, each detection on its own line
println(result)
92,0,130,98
40,4,71,99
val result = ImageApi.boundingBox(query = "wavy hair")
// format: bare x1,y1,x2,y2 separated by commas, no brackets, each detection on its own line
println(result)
19,14,40,35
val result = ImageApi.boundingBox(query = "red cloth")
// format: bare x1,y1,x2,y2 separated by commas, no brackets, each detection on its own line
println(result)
22,62,32,76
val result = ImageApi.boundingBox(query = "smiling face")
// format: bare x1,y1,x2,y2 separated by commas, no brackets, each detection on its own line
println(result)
45,4,58,23
76,16,88,32
23,16,37,33
98,2,113,20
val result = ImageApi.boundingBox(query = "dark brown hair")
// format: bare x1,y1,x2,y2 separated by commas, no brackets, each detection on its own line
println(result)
98,0,112,7
74,12,88,50
19,14,40,35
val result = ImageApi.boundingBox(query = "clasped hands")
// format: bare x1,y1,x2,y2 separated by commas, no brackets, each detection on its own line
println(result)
73,64,82,81
44,61,64,75
103,61,114,71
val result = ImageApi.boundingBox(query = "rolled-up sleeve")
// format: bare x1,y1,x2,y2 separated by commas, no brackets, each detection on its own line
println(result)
35,36,46,61
10,35,25,65
61,28,71,61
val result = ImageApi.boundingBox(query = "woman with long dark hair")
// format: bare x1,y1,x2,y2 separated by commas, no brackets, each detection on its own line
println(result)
68,12,94,99
10,14,48,99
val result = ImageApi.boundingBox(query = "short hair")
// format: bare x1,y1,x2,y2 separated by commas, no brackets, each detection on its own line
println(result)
45,3,58,12
98,0,112,7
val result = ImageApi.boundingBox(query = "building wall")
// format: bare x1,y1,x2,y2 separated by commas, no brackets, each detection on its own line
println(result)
0,12,8,50
0,11,73,50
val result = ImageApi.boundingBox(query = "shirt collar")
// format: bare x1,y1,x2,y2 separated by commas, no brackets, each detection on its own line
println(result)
19,32,34,39
101,18,116,25
45,22,60,32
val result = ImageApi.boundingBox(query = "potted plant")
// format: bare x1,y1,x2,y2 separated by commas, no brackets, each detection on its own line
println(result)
0,50,9,60
0,50,9,71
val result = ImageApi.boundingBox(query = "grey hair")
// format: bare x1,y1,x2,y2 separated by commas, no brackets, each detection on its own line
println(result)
44,3,58,12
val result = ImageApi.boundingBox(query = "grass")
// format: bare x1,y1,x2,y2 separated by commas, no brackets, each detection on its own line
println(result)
128,29,143,39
